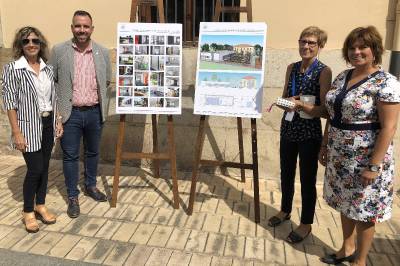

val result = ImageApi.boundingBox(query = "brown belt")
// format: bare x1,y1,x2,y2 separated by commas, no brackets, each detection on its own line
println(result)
72,104,99,111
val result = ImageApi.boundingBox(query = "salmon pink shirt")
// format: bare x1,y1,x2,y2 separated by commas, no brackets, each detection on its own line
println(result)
72,42,99,106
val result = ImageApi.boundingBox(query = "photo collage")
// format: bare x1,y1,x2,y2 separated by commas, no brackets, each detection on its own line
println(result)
117,26,182,114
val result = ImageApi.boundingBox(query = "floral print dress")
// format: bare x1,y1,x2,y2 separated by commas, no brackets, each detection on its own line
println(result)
323,69,400,223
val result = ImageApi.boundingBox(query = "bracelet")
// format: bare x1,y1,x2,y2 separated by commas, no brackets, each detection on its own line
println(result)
56,115,62,121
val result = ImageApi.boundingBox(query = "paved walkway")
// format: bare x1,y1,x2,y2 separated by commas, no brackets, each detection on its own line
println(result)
0,155,398,266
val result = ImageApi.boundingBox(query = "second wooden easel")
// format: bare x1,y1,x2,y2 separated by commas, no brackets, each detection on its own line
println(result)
187,0,261,223
111,0,179,209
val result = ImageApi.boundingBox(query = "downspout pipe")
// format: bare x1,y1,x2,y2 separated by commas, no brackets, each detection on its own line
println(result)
389,1,400,77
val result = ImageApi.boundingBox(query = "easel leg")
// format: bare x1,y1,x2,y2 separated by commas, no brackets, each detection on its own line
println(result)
144,4,152,22
246,0,253,22
130,0,138,22
237,117,245,182
152,114,160,178
188,115,207,215
156,0,166,23
213,0,222,22
138,3,149,22
167,115,179,209
111,115,126,207
185,0,194,41
251,118,260,223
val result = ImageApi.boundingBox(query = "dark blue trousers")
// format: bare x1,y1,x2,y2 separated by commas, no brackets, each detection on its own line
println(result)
61,105,102,198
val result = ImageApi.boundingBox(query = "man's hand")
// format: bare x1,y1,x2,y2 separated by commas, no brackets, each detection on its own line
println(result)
56,121,64,139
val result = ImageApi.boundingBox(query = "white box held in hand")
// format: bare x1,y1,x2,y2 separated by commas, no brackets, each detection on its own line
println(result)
276,97,295,109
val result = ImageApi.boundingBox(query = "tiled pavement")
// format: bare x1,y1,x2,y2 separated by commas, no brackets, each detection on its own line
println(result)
0,155,399,266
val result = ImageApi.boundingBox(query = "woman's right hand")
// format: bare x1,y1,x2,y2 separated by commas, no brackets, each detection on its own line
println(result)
318,146,327,166
12,131,27,152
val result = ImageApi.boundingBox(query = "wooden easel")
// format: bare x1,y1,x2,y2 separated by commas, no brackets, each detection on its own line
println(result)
187,0,261,223
111,0,179,209
131,0,165,23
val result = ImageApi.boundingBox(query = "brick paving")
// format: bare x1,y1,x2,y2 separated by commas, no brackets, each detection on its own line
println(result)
0,155,399,265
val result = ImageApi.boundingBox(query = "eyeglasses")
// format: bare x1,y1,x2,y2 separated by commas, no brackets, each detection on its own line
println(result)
298,39,318,47
21,38,41,46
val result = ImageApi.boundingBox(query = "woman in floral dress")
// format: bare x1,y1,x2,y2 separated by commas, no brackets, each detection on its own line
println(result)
320,26,400,266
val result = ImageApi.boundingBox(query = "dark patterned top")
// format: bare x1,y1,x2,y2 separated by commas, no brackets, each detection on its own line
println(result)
280,60,327,141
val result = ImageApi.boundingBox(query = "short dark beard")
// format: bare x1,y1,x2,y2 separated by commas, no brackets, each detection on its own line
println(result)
73,36,91,51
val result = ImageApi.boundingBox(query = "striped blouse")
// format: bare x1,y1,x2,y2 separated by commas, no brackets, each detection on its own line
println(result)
1,57,57,152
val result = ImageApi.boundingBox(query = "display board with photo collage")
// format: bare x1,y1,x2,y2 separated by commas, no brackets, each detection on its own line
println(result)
116,23,182,114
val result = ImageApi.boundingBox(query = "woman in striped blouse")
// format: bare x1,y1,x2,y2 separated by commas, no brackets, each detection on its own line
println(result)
2,27,63,233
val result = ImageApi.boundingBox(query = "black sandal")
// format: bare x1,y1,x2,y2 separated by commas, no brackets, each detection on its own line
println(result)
320,252,356,264
267,213,291,227
286,228,311,244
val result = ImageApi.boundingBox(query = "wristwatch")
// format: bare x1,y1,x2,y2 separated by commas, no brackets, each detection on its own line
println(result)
367,164,381,172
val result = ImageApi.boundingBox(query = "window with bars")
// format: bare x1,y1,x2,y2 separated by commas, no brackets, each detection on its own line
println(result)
148,0,241,44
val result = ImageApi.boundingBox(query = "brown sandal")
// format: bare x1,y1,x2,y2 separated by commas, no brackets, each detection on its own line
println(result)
22,212,39,233
34,205,56,224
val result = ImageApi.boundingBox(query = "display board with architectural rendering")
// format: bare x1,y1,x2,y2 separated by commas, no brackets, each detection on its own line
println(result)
194,22,267,118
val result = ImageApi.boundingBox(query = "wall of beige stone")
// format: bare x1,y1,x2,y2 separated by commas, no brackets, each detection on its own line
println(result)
0,9,3,47
0,47,399,184
250,0,396,50
0,0,399,181
0,0,396,49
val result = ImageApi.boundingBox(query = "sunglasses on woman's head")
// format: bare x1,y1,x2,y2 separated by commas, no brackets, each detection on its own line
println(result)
21,38,41,46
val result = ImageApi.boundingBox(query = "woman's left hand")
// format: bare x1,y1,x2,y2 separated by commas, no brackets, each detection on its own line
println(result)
56,121,63,139
290,96,305,112
360,169,379,187
318,146,327,166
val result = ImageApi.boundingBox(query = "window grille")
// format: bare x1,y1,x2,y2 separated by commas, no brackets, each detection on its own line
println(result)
147,0,240,45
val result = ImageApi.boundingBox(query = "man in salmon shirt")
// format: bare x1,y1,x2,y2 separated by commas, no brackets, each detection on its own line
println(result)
50,10,111,218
